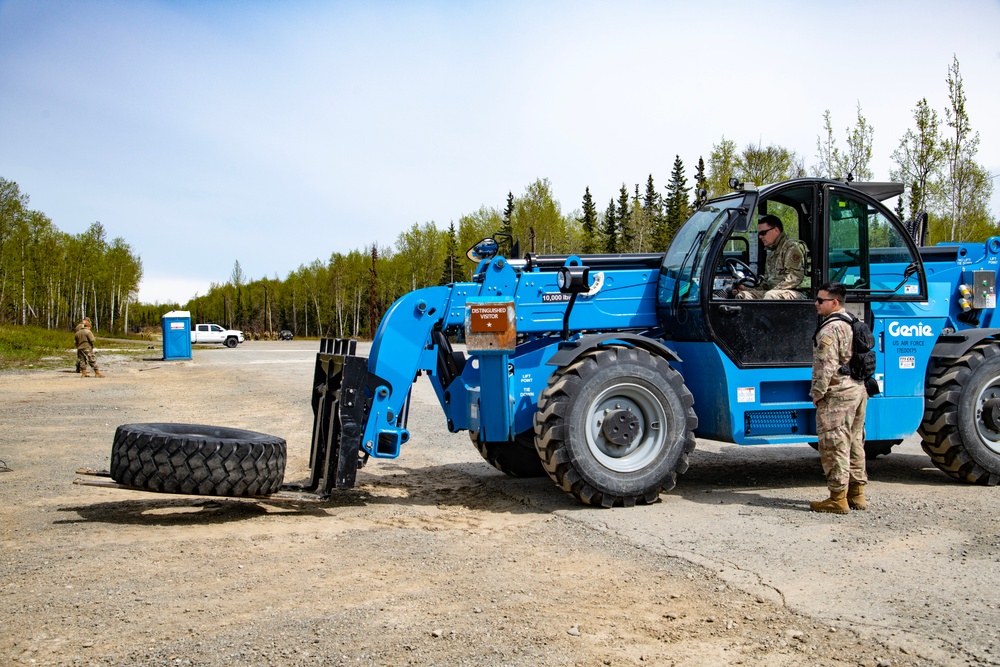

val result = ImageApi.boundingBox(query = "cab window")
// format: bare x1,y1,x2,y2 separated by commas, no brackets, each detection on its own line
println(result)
827,189,922,298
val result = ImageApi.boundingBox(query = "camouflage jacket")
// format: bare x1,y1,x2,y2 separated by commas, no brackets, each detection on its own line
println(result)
74,327,95,351
811,308,861,401
761,232,808,292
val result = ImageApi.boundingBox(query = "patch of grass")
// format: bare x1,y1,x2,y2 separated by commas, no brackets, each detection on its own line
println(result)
0,324,149,372
0,324,76,371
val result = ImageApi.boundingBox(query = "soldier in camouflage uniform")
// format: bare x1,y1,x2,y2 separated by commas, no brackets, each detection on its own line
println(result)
809,282,867,513
736,215,809,300
74,317,104,378
74,321,85,372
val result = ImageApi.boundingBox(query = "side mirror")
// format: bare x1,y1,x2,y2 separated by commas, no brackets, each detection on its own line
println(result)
467,238,499,262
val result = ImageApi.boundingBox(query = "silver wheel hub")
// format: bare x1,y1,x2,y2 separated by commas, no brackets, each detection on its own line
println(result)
587,383,667,473
974,383,1000,454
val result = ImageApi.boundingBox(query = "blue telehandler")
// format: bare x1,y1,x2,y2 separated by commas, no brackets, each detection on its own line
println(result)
302,176,1000,507
94,177,1000,506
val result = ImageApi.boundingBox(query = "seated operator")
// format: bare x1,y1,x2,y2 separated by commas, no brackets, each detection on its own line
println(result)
735,215,809,299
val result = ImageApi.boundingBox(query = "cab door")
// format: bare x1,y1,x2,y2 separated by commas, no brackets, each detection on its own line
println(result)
821,184,925,302
705,183,819,368
821,183,929,405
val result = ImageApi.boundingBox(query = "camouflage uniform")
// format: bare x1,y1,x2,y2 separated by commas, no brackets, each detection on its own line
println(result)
74,322,85,372
811,308,867,492
75,322,100,374
737,232,809,300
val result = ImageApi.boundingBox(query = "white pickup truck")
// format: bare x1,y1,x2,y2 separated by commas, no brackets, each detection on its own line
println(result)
190,323,245,348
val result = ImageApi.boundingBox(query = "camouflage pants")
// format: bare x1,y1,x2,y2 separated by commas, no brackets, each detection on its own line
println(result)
736,288,807,300
77,348,98,372
816,384,867,492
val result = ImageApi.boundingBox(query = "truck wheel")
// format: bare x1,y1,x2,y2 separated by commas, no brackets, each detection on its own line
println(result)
919,343,1000,485
533,346,697,507
110,423,286,496
225,337,238,348
471,431,546,478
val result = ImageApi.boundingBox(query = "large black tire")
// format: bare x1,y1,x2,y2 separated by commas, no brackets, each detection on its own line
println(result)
471,431,547,478
919,343,1000,485
225,337,238,348
533,346,697,507
110,423,286,496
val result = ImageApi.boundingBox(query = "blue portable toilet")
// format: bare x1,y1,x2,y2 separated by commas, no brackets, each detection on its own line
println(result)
162,310,192,360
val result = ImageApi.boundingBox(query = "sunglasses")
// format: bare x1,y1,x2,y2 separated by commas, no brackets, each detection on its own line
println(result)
815,296,836,304
757,227,774,237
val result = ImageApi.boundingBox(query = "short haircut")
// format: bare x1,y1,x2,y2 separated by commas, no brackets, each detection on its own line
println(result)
758,214,783,232
817,282,847,301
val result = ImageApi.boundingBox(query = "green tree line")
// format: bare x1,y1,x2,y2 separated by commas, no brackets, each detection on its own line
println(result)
0,177,143,334
2,57,995,339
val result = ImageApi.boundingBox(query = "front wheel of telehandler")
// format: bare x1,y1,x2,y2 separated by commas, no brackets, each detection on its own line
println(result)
919,343,1000,485
533,346,697,507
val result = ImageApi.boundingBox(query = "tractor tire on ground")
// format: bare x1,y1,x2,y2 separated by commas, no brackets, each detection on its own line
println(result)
919,343,1000,485
110,423,286,496
533,346,697,507
471,431,547,478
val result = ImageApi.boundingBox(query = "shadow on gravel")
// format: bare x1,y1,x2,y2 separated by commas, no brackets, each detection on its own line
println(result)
347,461,560,513
55,496,332,526
674,444,956,510
58,461,555,526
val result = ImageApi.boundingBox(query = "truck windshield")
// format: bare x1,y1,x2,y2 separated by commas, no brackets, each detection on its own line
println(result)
658,197,747,309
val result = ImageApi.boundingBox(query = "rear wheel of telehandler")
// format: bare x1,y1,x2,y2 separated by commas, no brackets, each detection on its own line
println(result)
533,346,697,507
110,423,287,496
471,431,547,478
919,343,1000,485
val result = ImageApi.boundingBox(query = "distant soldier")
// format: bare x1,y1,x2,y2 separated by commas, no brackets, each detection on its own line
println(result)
74,320,86,373
75,317,104,378
809,282,867,513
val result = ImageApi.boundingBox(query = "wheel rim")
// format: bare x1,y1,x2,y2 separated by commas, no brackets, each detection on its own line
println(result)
585,382,667,472
974,379,1000,454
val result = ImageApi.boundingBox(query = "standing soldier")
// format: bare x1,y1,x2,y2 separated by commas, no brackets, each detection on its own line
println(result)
75,317,104,378
74,320,86,373
810,282,867,513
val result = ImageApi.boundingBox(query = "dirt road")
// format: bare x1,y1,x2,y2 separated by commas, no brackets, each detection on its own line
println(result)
1,340,996,666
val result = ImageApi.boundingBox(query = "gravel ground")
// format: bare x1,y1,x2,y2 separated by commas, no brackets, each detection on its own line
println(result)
1,340,997,666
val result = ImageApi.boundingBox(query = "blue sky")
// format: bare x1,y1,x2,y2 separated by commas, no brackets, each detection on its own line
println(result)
1,0,999,304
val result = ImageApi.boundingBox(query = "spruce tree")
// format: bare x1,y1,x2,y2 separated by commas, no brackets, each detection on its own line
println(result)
693,157,707,208
439,222,462,285
617,184,632,251
602,198,617,253
578,187,599,254
643,175,664,253
501,191,515,236
662,156,691,249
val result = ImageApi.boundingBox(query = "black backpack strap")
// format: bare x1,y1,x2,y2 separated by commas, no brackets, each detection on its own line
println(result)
813,312,854,346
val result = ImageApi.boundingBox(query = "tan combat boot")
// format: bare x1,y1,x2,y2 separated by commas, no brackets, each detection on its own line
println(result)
810,488,849,514
81,369,89,377
94,370,105,378
847,483,867,510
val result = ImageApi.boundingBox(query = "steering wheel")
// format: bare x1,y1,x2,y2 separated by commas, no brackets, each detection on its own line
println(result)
725,257,760,288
